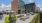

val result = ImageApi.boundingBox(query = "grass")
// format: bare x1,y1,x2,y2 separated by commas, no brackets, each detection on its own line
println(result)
30,13,40,23
35,13,40,23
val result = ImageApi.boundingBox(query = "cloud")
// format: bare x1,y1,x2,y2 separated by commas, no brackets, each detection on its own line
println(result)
29,0,32,2
36,4,42,7
6,4,11,7
36,4,42,10
12,0,14,1
38,5,42,7
0,4,11,11
1,4,6,8
40,8,42,10
28,0,33,3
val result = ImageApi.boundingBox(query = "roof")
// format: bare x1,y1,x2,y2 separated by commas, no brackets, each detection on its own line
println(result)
25,3,35,5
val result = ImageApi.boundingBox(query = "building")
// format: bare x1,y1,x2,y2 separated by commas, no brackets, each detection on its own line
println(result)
11,0,25,14
36,7,40,13
11,0,18,14
25,3,36,13
18,0,25,14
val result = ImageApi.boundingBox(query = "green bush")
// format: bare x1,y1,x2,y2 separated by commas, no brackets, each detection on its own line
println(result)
30,14,40,23
5,17,10,23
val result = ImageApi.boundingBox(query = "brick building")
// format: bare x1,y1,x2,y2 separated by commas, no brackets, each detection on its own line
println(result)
11,0,18,14
11,0,25,14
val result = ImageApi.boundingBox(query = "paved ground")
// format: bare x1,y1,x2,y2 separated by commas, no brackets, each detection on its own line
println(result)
16,14,36,23
0,14,9,23
0,14,36,23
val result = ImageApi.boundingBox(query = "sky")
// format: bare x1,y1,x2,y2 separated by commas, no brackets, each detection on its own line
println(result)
0,0,42,11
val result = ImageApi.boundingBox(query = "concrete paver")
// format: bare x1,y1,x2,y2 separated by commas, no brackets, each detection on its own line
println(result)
16,14,36,23
0,14,36,23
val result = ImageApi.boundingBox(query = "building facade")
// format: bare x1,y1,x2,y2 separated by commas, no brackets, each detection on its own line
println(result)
18,0,25,14
36,7,40,13
11,0,18,14
11,0,25,14
25,3,36,13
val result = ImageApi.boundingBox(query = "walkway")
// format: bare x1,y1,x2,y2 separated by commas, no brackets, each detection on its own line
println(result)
16,14,36,23
0,14,36,23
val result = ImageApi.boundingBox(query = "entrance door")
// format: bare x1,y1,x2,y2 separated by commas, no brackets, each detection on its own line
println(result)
18,10,21,14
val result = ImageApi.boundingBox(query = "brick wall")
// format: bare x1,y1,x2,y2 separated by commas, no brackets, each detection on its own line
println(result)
11,0,18,14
